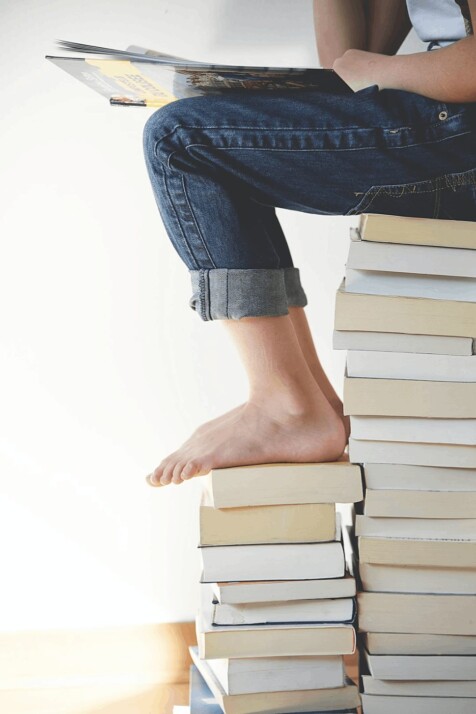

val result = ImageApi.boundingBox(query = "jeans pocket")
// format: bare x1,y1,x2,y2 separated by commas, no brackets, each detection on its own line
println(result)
346,177,441,219
439,170,476,221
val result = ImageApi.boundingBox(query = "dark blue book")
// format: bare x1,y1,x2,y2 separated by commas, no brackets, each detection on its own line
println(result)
189,663,358,714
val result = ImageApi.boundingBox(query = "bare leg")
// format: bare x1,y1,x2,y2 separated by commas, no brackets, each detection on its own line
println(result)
147,314,346,486
288,306,350,439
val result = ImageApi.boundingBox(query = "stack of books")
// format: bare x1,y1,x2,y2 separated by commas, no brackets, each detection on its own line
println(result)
334,213,476,714
189,461,364,713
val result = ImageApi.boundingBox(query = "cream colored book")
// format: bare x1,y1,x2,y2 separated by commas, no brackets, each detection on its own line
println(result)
359,536,476,568
361,693,476,714
195,609,356,659
189,646,359,714
356,515,476,540
345,268,476,301
211,574,356,604
334,280,476,337
356,213,476,250
363,489,476,518
203,459,363,508
365,632,476,655
344,376,476,417
364,649,476,681
362,677,476,697
360,562,476,594
199,488,336,546
358,592,476,635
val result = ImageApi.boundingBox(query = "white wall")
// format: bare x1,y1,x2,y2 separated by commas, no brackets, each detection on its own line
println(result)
0,0,424,630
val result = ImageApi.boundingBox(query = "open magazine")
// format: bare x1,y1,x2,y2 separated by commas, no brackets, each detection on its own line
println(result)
45,40,354,108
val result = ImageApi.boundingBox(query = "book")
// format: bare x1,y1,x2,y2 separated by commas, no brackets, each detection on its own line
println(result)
334,280,476,337
205,654,345,695
363,489,476,518
356,515,476,540
199,540,345,583
363,463,476,491
360,562,476,594
364,632,476,655
360,693,476,714
203,460,363,509
357,592,476,635
363,649,476,681
362,676,476,697
348,438,476,468
353,213,476,250
211,595,356,626
350,415,476,445
189,646,359,714
46,40,353,108
332,329,474,356
199,489,336,546
346,238,476,278
210,574,357,604
359,536,476,567
195,609,356,659
346,350,476,383
175,707,191,714
344,269,476,301
344,376,476,417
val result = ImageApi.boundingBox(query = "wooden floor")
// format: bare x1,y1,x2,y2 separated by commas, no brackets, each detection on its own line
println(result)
0,623,359,714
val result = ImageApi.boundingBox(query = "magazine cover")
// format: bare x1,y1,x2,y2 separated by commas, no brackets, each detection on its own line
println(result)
46,40,353,107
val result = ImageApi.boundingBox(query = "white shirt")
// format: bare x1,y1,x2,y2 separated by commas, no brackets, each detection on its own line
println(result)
406,0,473,48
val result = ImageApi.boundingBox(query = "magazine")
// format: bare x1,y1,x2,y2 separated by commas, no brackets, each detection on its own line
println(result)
45,40,353,108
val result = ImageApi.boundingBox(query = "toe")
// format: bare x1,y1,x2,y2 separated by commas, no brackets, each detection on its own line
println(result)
181,460,201,480
171,461,188,484
160,462,176,485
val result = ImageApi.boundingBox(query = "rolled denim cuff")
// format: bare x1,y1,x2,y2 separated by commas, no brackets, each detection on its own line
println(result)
188,268,286,321
284,267,308,308
188,267,308,321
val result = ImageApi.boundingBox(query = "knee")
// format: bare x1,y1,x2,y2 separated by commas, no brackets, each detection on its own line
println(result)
142,97,201,166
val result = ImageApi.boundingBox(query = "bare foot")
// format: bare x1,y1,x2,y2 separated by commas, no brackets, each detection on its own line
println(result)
146,398,347,486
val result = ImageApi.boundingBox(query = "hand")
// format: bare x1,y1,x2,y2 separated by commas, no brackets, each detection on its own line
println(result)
332,48,390,92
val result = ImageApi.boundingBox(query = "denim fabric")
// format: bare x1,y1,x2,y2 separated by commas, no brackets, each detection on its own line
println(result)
143,84,476,321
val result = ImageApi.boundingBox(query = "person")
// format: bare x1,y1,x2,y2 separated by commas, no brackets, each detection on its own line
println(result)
144,0,476,487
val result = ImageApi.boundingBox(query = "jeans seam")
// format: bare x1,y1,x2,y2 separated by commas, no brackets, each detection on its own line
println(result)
181,174,218,269
183,129,472,154
160,165,199,269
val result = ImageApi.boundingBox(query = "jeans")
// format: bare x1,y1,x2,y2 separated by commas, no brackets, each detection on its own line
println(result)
142,83,476,321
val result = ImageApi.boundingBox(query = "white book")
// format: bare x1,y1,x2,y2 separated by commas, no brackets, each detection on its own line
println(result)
207,654,345,695
365,632,476,655
190,645,359,714
211,574,356,604
362,677,476,697
346,239,476,278
332,329,474,356
350,415,476,445
360,562,476,594
349,438,476,468
199,541,345,583
345,268,476,301
347,350,476,382
364,649,476,681
364,463,476,491
361,694,476,714
356,515,476,540
211,596,355,626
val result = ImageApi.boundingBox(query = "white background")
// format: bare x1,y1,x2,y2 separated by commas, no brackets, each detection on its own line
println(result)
0,0,423,630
